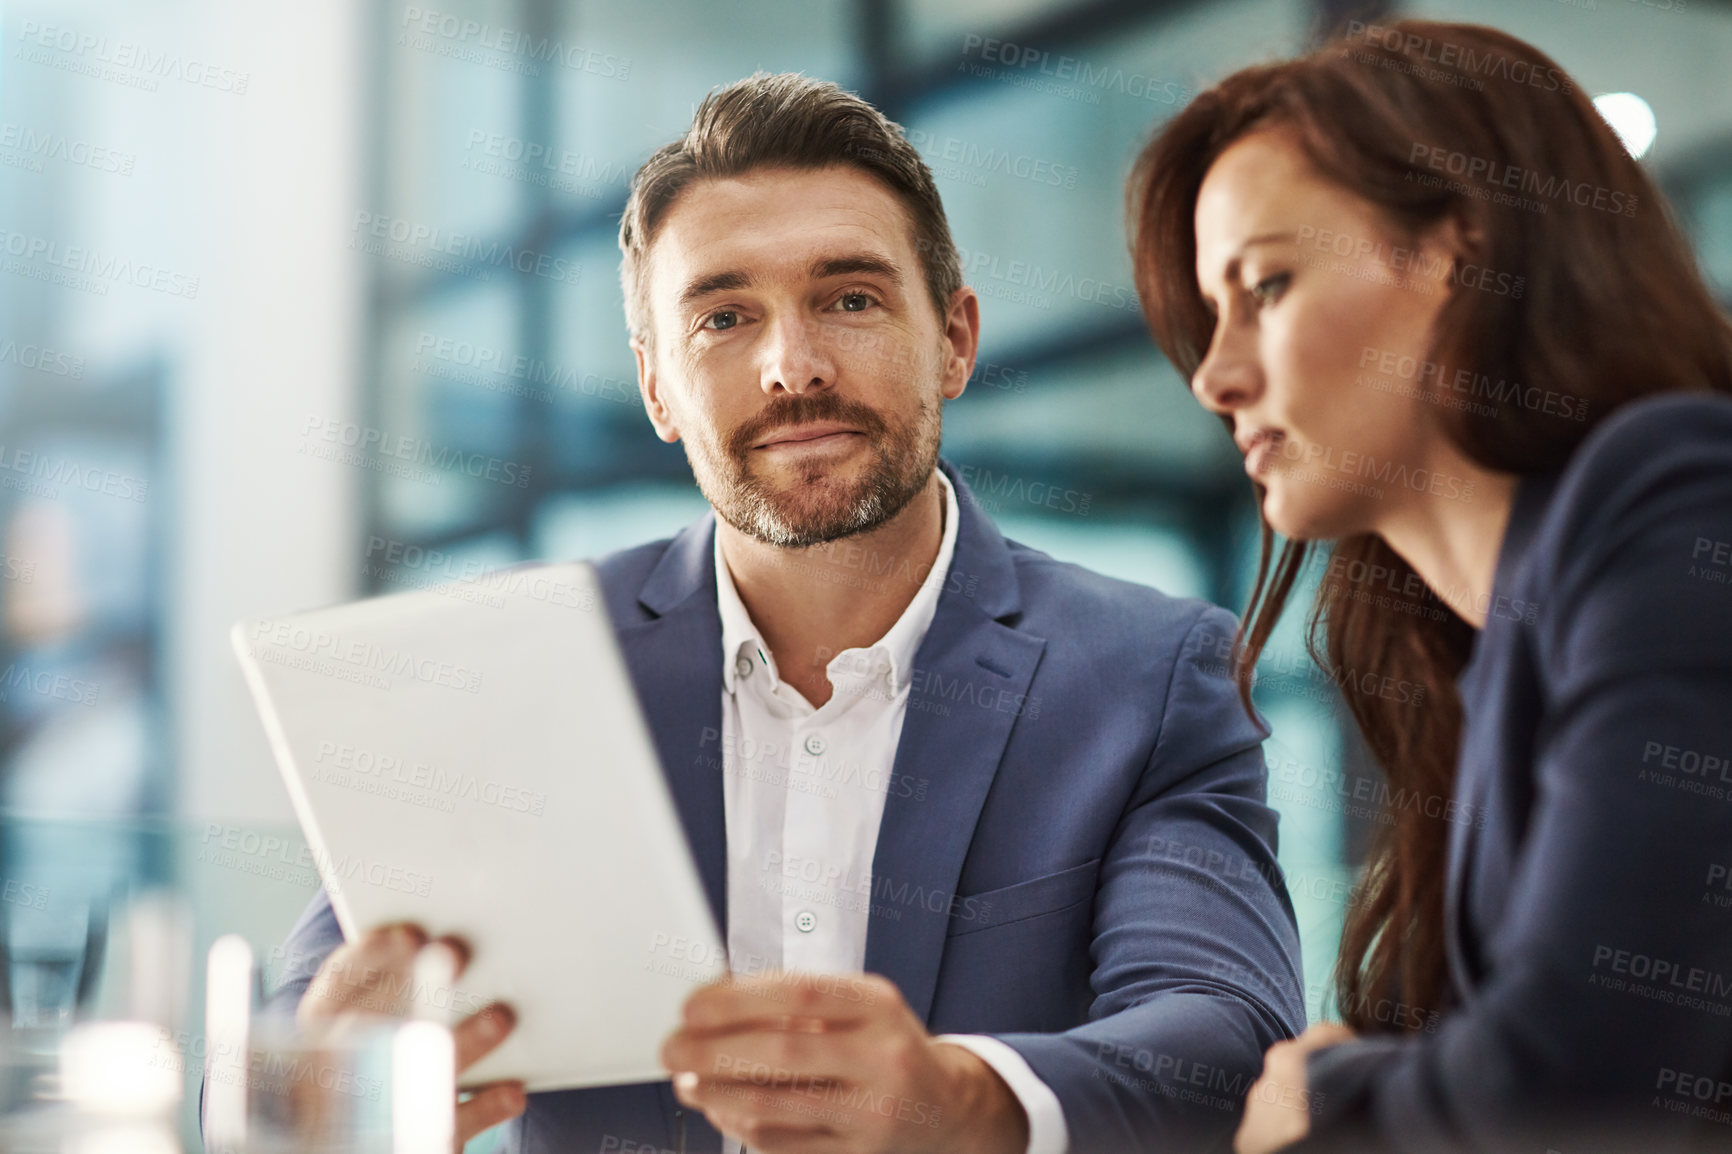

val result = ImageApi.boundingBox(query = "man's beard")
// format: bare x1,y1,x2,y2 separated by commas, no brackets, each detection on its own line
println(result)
683,390,939,549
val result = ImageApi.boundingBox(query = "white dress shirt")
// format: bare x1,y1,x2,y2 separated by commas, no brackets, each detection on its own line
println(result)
712,469,1067,1154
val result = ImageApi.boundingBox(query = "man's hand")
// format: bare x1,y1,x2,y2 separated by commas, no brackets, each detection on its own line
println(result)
660,971,1028,1154
1233,1022,1355,1154
298,923,527,1151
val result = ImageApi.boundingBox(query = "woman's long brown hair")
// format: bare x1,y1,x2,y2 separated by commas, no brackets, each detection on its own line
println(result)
1129,20,1732,1030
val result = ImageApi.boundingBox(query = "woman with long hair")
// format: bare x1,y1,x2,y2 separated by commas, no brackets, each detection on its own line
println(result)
1130,18,1732,1153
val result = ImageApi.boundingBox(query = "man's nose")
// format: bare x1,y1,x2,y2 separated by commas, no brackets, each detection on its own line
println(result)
759,313,835,396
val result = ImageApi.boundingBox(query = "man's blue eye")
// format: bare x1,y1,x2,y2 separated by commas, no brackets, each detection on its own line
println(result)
704,310,739,330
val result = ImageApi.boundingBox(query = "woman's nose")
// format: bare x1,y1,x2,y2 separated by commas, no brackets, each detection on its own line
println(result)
1191,324,1261,414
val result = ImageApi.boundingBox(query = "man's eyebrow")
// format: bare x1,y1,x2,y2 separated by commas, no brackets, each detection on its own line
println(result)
812,254,903,284
678,269,752,311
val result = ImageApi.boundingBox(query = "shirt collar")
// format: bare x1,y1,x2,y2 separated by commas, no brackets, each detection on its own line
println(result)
715,468,960,697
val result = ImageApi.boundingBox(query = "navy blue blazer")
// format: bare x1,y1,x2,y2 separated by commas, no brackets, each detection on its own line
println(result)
259,459,1305,1153
1297,395,1732,1152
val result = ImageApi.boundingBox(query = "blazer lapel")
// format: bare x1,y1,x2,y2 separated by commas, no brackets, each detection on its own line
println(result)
1442,745,1487,1002
614,516,728,936
863,461,1046,1023
1442,472,1556,1005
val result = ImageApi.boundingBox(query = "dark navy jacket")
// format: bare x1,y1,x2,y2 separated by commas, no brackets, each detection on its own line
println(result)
257,459,1305,1154
1297,394,1732,1153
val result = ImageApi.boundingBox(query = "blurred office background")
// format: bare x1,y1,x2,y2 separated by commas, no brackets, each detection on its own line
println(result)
0,0,1729,1144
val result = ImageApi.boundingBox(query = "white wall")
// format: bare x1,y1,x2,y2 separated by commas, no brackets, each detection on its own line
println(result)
166,0,365,824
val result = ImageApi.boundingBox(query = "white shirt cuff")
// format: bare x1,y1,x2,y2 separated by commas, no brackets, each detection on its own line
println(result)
935,1034,1069,1154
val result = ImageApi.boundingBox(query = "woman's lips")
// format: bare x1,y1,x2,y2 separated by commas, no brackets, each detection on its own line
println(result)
1244,430,1284,477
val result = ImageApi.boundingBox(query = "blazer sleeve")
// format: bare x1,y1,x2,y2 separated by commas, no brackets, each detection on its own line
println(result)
989,604,1309,1154
1294,398,1732,1154
262,887,347,1018
198,889,344,1144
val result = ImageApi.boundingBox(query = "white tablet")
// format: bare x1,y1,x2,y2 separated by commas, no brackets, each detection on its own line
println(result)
230,561,726,1092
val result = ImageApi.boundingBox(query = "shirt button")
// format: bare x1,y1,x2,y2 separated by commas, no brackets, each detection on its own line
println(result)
735,656,753,680
794,910,817,933
803,734,826,756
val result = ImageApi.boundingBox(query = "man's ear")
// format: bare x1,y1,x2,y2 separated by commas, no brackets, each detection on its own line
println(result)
633,337,681,444
939,286,981,403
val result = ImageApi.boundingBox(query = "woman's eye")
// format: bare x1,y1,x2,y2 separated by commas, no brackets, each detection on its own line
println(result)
701,310,740,331
1249,273,1290,307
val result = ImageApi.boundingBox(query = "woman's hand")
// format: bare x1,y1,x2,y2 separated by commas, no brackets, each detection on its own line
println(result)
1233,1022,1356,1154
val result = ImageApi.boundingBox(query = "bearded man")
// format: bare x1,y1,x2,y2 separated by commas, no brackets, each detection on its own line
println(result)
261,73,1304,1154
